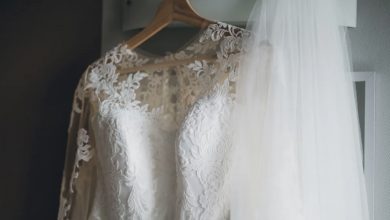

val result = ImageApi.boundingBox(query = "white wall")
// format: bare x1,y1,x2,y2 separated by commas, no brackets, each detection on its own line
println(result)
349,0,390,219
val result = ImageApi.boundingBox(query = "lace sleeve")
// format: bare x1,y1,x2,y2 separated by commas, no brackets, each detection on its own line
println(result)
57,70,95,220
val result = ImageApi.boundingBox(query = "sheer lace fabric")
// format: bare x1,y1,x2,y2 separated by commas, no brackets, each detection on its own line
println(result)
58,22,248,220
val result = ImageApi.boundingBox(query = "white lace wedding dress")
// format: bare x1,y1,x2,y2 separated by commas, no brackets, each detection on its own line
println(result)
58,22,248,220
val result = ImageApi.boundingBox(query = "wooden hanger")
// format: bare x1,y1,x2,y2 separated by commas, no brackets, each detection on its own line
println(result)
124,0,214,49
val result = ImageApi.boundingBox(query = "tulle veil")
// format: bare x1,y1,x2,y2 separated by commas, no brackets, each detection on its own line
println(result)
230,0,369,219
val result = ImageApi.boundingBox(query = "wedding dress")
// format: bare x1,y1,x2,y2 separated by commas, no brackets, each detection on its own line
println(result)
58,0,370,219
57,22,249,220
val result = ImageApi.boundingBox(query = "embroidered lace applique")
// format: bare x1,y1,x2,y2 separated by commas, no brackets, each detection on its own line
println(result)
59,128,94,220
58,22,247,220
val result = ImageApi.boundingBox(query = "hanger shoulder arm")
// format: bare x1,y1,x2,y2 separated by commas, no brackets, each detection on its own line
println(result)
125,13,171,49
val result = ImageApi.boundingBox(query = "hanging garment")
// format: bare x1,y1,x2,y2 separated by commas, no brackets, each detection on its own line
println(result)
58,0,370,219
57,22,249,220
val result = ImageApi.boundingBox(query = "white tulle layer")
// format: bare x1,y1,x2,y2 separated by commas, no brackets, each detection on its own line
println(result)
230,0,369,219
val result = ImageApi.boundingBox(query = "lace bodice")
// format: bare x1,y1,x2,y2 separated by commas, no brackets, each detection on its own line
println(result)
58,22,248,220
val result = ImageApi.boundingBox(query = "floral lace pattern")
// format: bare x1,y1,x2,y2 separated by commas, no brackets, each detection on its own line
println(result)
176,80,234,220
58,22,248,220
58,128,94,220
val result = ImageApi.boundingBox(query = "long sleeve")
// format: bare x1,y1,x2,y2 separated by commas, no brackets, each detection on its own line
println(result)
58,70,96,220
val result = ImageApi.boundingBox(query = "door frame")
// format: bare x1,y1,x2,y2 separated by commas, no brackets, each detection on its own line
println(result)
353,71,376,220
